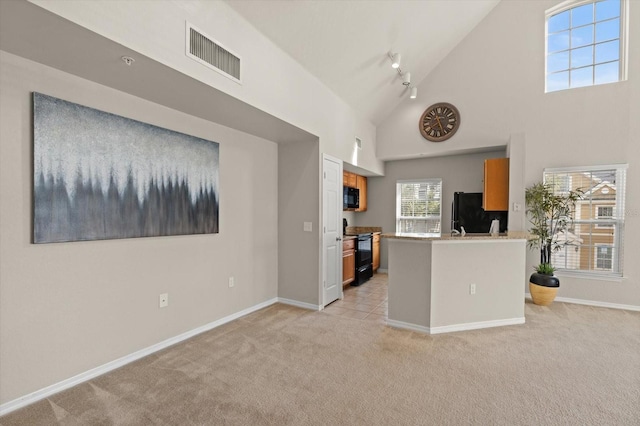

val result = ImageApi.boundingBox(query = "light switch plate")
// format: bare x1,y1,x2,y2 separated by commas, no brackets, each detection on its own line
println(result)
303,222,312,232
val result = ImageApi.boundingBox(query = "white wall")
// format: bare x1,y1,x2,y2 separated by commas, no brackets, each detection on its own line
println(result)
29,0,383,176
377,0,640,307
0,52,279,404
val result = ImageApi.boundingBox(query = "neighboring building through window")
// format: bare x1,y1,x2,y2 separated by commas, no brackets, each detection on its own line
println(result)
396,179,442,235
546,0,627,92
595,244,614,270
595,205,614,227
544,164,627,277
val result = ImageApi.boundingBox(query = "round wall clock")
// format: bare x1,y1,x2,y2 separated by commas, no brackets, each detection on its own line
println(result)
419,102,460,142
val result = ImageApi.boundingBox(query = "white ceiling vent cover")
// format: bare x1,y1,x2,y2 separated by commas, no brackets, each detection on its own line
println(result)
186,22,241,83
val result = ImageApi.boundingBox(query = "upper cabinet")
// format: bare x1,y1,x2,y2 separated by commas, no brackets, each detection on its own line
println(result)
343,171,367,212
483,158,509,211
356,175,367,212
343,171,357,188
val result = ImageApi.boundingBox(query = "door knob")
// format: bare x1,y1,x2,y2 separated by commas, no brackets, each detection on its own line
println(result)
336,237,342,241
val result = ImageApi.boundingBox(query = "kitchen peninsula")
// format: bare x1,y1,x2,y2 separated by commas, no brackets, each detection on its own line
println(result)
382,233,527,334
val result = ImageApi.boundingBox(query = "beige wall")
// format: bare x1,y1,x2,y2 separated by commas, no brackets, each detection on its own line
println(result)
377,0,640,307
356,149,506,269
430,240,526,328
278,141,321,306
387,240,432,328
387,239,525,331
0,52,279,404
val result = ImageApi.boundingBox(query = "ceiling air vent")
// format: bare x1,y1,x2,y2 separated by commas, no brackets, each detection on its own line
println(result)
186,22,241,83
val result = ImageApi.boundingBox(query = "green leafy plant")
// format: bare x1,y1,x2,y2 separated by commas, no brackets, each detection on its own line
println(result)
525,182,583,273
535,263,555,275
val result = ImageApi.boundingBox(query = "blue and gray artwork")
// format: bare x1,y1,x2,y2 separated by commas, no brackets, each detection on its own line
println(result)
33,93,219,243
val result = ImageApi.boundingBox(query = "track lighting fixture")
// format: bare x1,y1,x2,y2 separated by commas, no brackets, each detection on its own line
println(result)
402,72,411,86
388,52,417,99
391,53,401,69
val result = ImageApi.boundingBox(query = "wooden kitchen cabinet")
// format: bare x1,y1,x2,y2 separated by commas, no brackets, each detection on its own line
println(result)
483,158,509,211
372,232,380,273
343,171,357,188
342,238,355,287
343,171,367,212
355,175,367,212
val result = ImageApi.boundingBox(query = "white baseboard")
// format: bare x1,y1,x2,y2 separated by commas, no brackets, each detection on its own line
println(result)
277,297,321,311
386,317,525,335
526,293,640,312
0,297,279,417
429,317,525,335
386,319,431,334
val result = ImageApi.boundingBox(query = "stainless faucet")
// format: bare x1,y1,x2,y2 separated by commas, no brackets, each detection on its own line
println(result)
451,227,466,237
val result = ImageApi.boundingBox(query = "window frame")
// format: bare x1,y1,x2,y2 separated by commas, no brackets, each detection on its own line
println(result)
595,205,614,228
594,243,614,270
545,0,629,93
543,164,627,279
395,178,443,236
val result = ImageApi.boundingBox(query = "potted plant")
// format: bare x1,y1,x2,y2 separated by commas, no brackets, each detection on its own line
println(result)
525,182,582,306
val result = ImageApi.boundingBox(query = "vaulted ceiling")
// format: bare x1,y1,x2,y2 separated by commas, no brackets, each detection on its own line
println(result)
225,0,501,125
1,0,501,141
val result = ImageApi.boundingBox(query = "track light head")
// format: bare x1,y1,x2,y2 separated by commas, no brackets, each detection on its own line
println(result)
391,53,401,69
410,87,418,99
402,72,411,86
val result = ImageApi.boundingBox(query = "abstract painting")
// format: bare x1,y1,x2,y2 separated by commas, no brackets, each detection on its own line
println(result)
33,93,219,243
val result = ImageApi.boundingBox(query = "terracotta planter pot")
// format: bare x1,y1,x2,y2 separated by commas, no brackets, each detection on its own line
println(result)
529,272,559,306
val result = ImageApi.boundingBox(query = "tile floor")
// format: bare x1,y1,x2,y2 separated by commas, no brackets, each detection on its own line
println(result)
323,273,388,324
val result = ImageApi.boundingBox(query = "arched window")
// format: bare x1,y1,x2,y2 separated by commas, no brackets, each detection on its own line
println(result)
545,0,627,92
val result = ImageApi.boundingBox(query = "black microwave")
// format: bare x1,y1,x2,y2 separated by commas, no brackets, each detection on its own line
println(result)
343,187,360,210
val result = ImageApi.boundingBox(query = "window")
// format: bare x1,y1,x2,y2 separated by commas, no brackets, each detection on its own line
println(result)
396,179,442,235
549,173,571,193
595,244,614,270
544,164,627,277
546,0,627,92
595,205,614,228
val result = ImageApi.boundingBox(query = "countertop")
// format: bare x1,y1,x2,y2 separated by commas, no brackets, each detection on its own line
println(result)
382,231,529,241
345,226,382,235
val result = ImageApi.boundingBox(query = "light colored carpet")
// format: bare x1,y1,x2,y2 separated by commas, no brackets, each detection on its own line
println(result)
2,298,639,425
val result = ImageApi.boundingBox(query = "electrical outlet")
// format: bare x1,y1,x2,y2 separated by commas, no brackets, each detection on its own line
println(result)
303,222,312,232
229,277,235,288
513,203,522,212
469,284,476,295
159,293,169,308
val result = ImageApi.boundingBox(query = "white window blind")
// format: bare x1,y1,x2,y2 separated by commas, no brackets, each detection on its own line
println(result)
544,164,626,277
396,179,442,235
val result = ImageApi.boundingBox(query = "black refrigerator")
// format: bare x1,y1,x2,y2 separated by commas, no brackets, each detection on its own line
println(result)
451,192,508,233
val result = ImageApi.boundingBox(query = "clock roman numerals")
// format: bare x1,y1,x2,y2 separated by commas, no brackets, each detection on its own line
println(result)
418,103,460,143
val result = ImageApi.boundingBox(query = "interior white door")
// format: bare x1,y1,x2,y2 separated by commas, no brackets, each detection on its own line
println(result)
323,156,342,307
